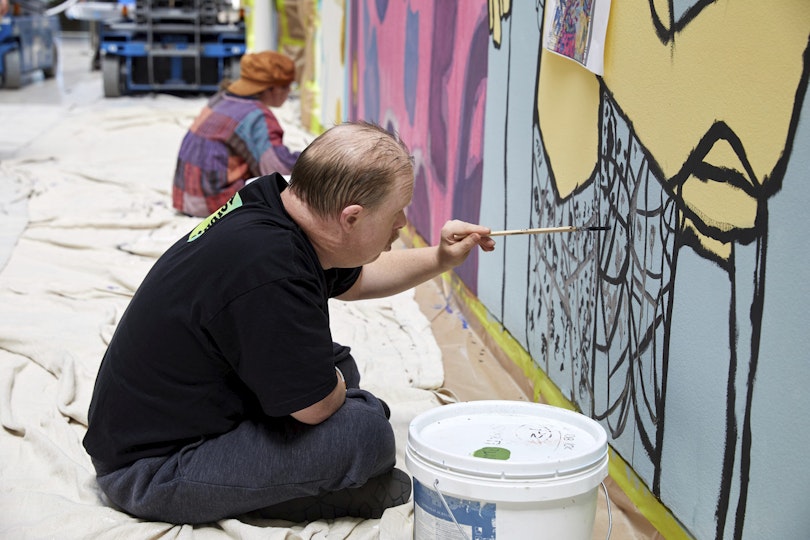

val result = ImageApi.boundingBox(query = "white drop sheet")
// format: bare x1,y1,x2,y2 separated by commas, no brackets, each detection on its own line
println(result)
0,96,446,539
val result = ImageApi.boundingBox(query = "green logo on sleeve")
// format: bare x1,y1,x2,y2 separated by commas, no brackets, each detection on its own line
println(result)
187,193,243,242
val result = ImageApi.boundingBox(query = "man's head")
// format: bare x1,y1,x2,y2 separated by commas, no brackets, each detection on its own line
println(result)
227,51,295,97
288,122,415,266
289,122,414,218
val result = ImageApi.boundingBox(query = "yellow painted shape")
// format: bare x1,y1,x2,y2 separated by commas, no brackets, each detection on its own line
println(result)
537,48,601,199
683,216,731,261
678,137,759,243
682,176,758,233
276,0,307,49
303,79,323,134
488,0,512,47
538,1,808,260
604,0,810,184
351,53,358,96
244,0,254,51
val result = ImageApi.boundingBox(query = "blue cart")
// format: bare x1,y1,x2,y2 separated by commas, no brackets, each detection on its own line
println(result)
0,6,60,89
100,0,245,97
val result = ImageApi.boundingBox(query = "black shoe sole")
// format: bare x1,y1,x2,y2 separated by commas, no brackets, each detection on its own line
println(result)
257,468,412,522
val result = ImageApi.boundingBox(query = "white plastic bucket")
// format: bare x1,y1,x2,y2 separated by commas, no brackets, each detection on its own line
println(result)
405,400,609,540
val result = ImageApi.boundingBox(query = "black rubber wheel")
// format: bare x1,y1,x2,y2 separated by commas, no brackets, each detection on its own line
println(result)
42,43,58,79
102,55,123,97
2,49,22,89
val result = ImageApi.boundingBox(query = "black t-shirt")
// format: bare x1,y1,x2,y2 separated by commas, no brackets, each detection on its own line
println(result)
83,174,361,471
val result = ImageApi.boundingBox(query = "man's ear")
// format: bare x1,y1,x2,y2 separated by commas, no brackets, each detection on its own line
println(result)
339,204,364,232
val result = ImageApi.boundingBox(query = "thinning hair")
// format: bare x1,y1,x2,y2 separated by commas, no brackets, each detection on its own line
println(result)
288,121,414,218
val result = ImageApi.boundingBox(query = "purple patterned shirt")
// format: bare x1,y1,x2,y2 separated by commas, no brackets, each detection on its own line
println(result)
173,92,299,217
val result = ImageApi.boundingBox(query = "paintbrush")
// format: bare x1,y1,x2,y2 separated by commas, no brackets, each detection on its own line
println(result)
487,225,610,236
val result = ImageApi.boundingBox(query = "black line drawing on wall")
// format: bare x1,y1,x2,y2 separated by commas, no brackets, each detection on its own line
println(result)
490,1,810,538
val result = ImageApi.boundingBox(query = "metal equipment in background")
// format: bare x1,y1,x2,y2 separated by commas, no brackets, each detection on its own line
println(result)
0,1,60,89
100,0,245,97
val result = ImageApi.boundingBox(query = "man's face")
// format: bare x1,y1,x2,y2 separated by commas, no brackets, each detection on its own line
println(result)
350,174,414,266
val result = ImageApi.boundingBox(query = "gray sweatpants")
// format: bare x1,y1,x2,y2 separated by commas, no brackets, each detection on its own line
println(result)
93,347,396,524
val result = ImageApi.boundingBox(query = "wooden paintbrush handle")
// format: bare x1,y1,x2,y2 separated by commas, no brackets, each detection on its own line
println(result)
488,226,578,236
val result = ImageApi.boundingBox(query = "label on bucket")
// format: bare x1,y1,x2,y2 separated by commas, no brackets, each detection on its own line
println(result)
413,479,496,540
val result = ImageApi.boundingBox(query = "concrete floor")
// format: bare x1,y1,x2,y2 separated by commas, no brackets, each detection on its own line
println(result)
0,34,102,272
0,33,103,109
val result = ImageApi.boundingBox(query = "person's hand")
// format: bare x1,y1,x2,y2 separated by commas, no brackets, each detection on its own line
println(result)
438,220,496,270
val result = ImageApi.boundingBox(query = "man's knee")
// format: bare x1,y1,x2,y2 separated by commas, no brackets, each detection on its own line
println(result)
334,389,397,480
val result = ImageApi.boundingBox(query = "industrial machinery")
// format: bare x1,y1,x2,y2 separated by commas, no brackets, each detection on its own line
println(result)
0,1,60,89
100,0,245,97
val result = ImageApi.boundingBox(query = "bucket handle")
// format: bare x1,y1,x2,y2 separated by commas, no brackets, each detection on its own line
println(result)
433,479,471,540
431,479,613,540
601,481,613,539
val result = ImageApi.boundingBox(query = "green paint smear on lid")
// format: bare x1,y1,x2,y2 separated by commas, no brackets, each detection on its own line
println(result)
473,446,511,460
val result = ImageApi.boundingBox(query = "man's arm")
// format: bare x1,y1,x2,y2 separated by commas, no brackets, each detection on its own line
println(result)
337,220,495,301
290,367,347,424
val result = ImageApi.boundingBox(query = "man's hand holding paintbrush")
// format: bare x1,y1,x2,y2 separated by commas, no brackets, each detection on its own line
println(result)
439,220,497,268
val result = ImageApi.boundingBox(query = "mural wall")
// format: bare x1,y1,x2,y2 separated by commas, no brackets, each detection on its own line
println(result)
293,0,346,134
346,0,489,288
323,0,810,538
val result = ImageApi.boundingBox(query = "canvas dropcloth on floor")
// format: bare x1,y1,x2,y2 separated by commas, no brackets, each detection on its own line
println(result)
0,96,445,539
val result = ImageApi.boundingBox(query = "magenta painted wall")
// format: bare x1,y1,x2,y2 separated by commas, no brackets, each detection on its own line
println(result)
346,0,489,290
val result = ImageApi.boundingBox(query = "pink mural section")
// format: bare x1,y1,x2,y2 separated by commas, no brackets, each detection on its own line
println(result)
347,0,489,290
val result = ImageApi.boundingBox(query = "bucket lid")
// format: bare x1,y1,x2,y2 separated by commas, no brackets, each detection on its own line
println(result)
407,400,608,480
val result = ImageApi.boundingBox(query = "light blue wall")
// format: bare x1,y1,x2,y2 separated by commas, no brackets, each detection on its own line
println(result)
339,0,810,537
477,2,810,539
